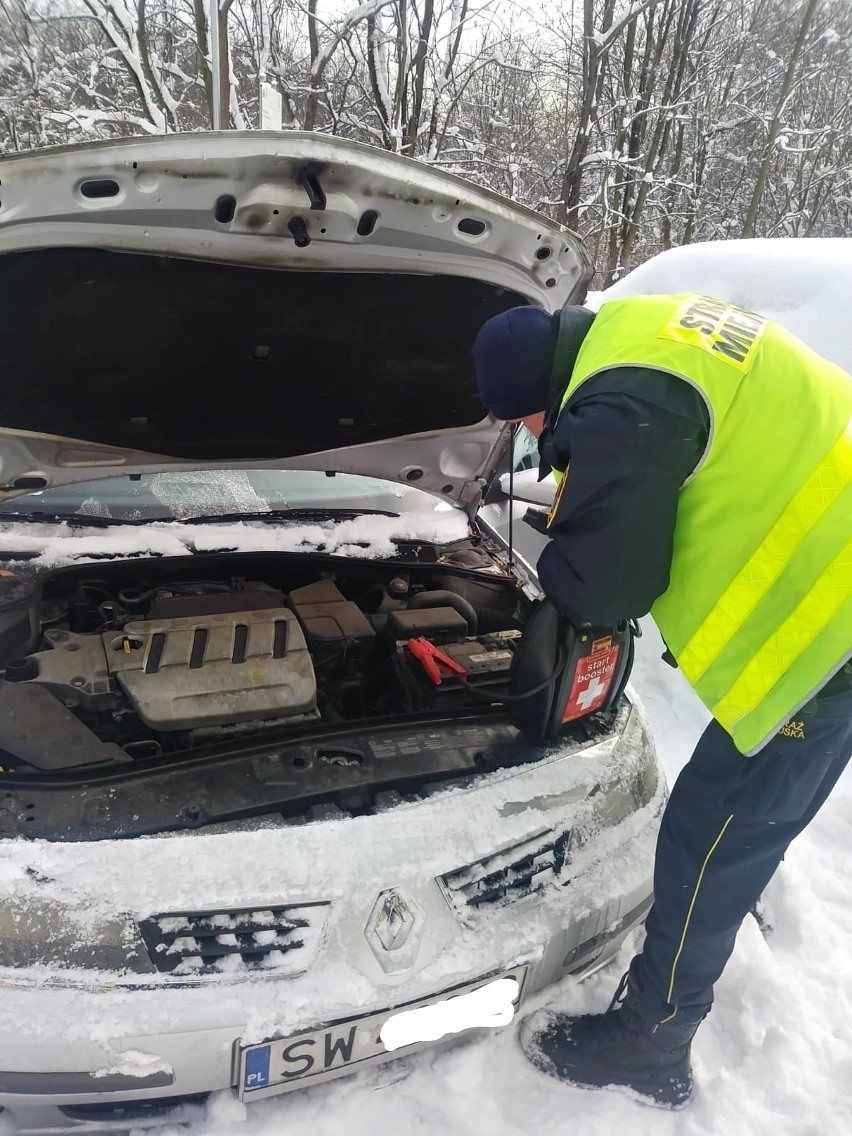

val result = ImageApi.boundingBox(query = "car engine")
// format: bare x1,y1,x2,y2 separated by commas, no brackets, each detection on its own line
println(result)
17,588,318,733
0,557,526,772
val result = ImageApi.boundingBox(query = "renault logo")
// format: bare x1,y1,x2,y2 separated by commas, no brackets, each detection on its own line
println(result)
364,887,423,973
375,891,414,951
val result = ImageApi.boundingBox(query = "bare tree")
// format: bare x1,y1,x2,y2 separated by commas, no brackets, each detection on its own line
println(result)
741,0,821,236
3,0,852,282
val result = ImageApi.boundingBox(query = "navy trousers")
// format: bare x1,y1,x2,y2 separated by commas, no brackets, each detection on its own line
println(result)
633,667,852,1020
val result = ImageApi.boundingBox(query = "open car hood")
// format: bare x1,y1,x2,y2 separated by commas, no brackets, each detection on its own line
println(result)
0,133,591,513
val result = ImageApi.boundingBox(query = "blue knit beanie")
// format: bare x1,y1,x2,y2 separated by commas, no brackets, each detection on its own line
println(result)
472,306,557,420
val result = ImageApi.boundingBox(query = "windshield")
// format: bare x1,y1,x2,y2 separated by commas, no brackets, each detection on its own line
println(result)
0,470,444,525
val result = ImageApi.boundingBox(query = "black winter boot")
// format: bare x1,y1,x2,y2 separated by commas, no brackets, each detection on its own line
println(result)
520,969,706,1108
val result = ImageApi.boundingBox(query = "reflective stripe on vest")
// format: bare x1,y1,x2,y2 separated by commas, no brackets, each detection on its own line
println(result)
679,419,852,683
557,293,852,754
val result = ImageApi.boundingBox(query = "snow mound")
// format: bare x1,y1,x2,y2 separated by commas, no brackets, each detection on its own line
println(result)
596,238,852,373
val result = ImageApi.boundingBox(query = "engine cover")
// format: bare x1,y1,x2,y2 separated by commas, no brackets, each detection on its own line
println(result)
107,607,317,730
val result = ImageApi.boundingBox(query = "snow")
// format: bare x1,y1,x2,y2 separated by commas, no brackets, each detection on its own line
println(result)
92,1050,173,1080
0,508,470,568
594,237,852,373
5,238,852,1135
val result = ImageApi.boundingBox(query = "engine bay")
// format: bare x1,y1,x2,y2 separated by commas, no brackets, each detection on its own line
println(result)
0,552,527,774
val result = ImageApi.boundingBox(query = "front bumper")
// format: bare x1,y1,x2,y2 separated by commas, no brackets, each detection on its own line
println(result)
0,700,664,1134
0,885,654,1136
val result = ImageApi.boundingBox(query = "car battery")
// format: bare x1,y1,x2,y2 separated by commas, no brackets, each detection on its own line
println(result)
401,630,521,703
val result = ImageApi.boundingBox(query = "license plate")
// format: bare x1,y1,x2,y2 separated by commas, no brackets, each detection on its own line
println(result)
238,966,526,1100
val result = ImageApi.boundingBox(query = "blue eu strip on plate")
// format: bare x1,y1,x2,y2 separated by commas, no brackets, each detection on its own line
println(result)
243,1044,271,1091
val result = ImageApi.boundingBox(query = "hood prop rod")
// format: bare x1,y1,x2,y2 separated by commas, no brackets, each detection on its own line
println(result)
507,424,517,572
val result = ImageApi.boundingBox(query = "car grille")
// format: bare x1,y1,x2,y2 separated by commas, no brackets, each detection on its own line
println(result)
138,903,329,975
440,828,572,911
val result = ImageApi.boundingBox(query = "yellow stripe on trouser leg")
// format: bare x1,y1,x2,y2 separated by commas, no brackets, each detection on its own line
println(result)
660,813,735,1018
679,422,852,683
713,538,852,734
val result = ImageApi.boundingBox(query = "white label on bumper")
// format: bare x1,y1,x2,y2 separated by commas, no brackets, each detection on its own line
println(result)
239,967,525,1099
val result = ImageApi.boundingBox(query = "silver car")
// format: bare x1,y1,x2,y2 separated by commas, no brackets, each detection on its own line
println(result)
0,133,664,1134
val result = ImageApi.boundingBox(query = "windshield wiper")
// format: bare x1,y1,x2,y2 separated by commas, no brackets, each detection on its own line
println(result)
181,507,400,525
0,506,401,530
0,510,133,529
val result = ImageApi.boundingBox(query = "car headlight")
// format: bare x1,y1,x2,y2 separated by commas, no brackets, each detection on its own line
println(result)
440,707,663,916
573,706,663,845
0,898,153,976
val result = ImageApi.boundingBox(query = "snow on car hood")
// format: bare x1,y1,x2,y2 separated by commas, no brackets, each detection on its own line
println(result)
0,133,591,513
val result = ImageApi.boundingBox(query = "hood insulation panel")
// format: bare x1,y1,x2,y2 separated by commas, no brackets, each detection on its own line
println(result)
0,248,526,461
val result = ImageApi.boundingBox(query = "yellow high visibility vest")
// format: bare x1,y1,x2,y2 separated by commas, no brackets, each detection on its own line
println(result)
557,292,852,754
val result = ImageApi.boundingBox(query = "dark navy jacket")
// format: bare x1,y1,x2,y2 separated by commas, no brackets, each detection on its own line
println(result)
536,368,710,626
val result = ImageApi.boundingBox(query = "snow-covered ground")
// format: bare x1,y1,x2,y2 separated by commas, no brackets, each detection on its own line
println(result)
144,240,852,1135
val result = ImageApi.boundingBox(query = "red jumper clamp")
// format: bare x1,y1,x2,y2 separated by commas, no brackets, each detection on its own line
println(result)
406,637,468,686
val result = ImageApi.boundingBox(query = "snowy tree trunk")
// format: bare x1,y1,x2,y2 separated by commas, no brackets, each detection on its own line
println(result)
740,0,821,237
